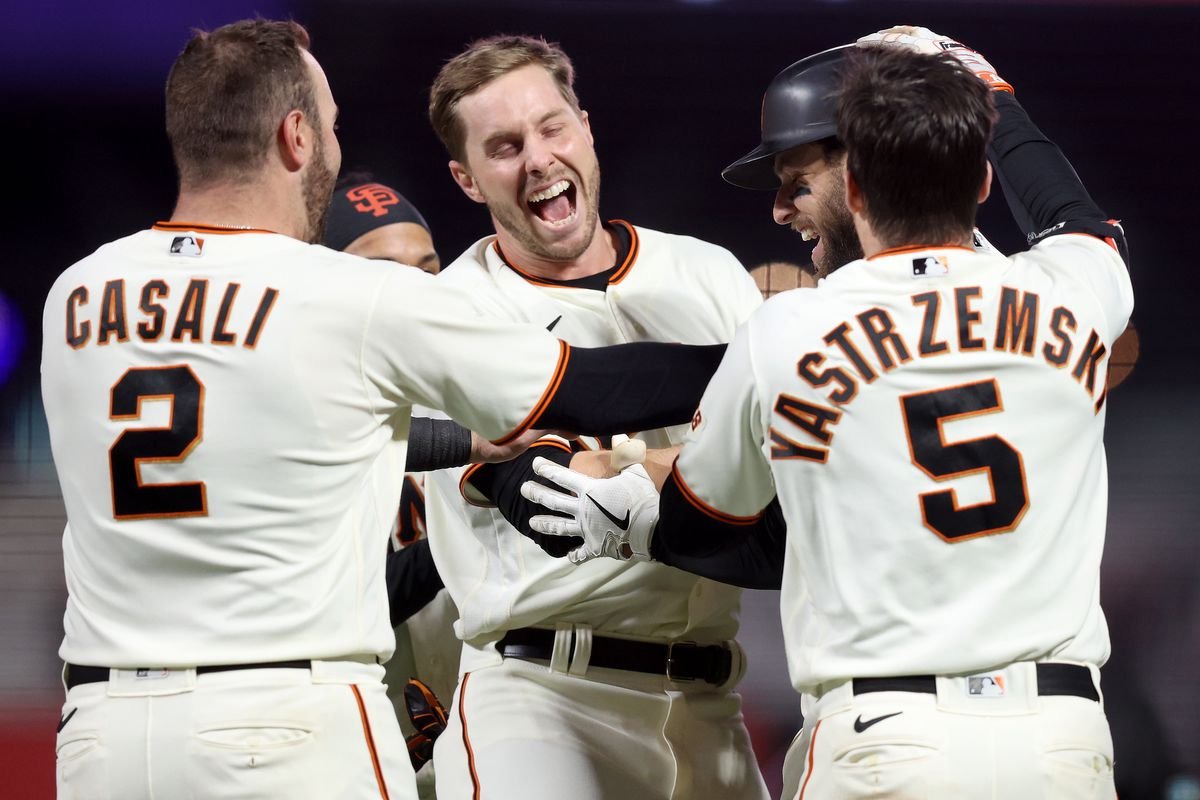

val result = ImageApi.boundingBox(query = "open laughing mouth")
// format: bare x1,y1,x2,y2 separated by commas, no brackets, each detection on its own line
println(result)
793,219,825,264
527,179,578,228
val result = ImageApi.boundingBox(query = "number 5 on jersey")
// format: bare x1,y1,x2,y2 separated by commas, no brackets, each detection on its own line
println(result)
109,365,208,520
900,379,1029,542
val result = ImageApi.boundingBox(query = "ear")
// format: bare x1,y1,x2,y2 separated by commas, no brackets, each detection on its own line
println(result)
580,109,594,146
844,164,865,216
449,160,486,204
278,109,308,173
977,161,993,204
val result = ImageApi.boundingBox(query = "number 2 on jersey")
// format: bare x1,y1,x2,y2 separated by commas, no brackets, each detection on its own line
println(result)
109,365,207,520
900,379,1028,542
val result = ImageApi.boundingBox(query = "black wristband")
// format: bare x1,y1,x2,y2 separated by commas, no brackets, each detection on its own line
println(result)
406,417,473,472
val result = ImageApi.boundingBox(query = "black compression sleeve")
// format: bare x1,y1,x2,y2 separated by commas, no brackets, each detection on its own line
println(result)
405,417,473,472
648,471,784,590
385,538,445,627
989,92,1128,265
533,342,725,435
467,443,581,558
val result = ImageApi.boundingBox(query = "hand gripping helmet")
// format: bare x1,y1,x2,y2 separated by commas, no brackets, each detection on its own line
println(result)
722,44,853,190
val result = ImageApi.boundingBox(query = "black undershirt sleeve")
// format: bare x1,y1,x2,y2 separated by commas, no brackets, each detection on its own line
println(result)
531,342,726,435
385,538,445,627
468,443,581,558
647,472,785,590
988,92,1129,266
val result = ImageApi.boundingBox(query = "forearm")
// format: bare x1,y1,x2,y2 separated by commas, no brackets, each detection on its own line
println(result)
989,92,1128,262
568,444,681,487
405,417,472,472
648,469,784,590
468,442,580,558
532,342,726,436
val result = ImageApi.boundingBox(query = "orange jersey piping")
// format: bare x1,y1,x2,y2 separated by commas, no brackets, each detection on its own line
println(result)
152,221,277,235
670,461,762,526
492,340,570,446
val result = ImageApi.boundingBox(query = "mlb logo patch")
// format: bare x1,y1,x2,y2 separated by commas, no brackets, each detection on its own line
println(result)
912,255,949,278
169,235,204,257
966,672,1007,697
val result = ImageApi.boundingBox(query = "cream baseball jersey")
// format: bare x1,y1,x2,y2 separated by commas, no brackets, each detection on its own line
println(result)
674,235,1133,691
42,224,564,668
424,222,762,648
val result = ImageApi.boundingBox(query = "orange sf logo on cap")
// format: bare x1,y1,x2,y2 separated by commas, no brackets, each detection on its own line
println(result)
347,183,400,217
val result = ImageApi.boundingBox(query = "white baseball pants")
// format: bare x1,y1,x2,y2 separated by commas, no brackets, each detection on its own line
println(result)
780,662,1115,799
55,659,416,799
434,646,768,800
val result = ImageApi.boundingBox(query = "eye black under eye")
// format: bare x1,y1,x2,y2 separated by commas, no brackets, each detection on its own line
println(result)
791,185,811,200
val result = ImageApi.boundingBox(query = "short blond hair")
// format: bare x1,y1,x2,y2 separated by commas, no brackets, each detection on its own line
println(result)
429,35,580,162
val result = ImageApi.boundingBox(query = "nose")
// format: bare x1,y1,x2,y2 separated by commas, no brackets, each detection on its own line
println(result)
773,185,796,226
524,137,556,176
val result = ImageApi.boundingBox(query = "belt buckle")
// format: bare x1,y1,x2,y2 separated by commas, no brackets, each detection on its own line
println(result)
666,641,697,683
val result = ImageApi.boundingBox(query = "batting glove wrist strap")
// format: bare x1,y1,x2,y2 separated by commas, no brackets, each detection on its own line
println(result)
858,25,1014,94
521,456,659,564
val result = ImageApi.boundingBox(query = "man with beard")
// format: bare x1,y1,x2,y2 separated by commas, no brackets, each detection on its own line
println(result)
724,44,1002,280
422,34,768,800
520,33,1130,799
41,20,732,800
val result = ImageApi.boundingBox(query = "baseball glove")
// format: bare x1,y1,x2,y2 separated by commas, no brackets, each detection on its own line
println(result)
403,678,449,770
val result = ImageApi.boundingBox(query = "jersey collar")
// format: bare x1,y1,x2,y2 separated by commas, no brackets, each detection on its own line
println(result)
153,221,278,235
867,243,975,261
492,220,640,290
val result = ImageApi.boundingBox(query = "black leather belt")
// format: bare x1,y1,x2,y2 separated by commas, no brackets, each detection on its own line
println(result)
65,660,312,690
498,628,732,686
852,663,1099,701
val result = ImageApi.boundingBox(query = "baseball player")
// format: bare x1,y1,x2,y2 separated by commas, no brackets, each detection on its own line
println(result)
420,35,769,800
522,34,1131,798
42,20,732,800
727,42,1137,393
326,171,441,274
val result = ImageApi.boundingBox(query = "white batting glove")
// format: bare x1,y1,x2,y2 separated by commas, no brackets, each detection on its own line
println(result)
520,456,659,564
858,25,1014,94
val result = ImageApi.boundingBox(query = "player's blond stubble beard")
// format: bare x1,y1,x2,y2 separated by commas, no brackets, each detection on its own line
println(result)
487,161,603,264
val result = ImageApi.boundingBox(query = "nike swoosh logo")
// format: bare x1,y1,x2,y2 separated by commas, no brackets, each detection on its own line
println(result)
853,711,901,733
57,707,77,733
546,315,563,332
587,494,630,530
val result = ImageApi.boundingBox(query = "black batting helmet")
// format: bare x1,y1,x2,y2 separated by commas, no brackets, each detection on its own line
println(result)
722,44,853,190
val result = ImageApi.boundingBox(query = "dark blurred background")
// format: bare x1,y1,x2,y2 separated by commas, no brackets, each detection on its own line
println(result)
2,1,1197,797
